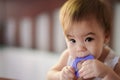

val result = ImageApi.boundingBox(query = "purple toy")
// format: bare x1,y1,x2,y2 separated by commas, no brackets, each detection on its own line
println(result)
71,54,94,78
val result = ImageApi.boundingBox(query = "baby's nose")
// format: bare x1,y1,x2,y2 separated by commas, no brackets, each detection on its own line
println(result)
76,44,90,57
76,44,87,52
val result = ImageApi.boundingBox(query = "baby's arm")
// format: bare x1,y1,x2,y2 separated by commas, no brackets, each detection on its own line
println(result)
102,58,120,80
103,58,120,80
47,49,69,80
47,49,75,80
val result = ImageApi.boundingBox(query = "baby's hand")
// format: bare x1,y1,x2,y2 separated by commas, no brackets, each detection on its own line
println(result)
60,66,76,80
78,59,112,79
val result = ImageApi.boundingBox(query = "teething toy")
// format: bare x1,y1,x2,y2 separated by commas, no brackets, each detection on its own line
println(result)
71,54,94,78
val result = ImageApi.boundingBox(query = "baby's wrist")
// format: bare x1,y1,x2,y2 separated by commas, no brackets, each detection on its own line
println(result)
102,72,112,80
59,71,63,80
102,69,120,80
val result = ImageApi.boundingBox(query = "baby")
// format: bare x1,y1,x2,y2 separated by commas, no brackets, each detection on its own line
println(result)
47,0,120,80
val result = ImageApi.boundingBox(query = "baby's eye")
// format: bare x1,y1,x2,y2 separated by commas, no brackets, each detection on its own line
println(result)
85,37,94,42
70,39,76,43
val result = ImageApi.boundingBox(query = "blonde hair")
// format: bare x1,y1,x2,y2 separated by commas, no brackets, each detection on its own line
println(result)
59,0,112,35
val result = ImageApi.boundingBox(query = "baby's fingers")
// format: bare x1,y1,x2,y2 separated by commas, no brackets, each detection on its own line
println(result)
82,72,96,79
63,66,75,79
68,66,75,73
67,66,75,78
78,60,94,79
79,69,95,79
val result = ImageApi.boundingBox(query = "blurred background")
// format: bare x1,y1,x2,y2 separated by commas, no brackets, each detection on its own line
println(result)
0,0,120,80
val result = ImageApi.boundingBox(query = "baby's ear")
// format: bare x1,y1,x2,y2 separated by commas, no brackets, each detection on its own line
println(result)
104,32,110,45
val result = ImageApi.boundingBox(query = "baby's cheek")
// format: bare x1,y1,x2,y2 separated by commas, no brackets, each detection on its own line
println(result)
92,47,103,58
92,52,100,59
70,53,77,59
69,49,77,57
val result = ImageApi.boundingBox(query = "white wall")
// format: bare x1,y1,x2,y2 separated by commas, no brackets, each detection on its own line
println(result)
113,3,120,55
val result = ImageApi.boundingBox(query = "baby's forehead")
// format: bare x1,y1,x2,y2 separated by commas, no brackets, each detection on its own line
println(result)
64,18,105,38
65,17,101,30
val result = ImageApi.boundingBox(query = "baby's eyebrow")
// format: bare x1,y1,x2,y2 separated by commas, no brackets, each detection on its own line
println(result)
66,34,74,38
85,32,95,36
66,32,95,38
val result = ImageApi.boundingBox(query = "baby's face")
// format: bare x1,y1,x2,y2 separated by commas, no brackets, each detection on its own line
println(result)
65,18,109,59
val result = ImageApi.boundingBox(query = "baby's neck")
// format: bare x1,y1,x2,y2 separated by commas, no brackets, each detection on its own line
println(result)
98,46,110,62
